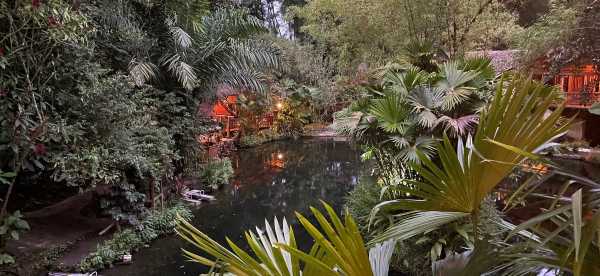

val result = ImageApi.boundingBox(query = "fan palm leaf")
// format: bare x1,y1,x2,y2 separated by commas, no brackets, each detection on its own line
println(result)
436,62,480,111
388,135,438,164
407,87,443,129
368,93,411,134
383,67,428,94
436,114,479,138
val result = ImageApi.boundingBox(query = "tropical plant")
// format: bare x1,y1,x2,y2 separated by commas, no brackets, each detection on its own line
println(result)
176,201,396,276
367,76,578,274
334,51,495,189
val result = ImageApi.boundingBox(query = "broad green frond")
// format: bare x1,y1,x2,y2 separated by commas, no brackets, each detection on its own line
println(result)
383,67,428,94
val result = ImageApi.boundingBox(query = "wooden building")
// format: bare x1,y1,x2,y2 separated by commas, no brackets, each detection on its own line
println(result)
469,50,600,145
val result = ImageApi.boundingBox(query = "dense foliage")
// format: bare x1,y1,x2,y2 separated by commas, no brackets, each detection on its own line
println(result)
199,158,234,190
0,0,283,267
289,0,522,71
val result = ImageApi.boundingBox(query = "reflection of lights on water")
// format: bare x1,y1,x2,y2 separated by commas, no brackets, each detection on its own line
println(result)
277,153,284,159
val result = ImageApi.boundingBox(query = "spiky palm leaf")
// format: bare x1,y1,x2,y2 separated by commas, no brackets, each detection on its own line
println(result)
277,202,377,276
371,76,572,241
177,202,395,276
177,216,302,276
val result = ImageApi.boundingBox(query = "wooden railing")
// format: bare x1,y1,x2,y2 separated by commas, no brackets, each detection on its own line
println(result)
214,113,274,138
564,91,600,108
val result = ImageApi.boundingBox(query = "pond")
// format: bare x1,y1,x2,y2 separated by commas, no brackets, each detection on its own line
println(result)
104,137,371,276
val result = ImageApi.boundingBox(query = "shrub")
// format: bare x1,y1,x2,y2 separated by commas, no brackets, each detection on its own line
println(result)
240,129,284,147
199,158,234,190
344,179,381,238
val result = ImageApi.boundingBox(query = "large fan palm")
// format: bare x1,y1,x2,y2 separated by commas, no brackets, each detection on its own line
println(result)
370,76,572,243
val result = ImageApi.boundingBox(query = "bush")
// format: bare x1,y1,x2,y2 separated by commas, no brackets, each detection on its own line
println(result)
199,158,234,190
79,204,192,272
239,129,284,147
344,179,381,238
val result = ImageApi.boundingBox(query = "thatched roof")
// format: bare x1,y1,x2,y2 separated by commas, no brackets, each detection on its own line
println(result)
466,50,522,74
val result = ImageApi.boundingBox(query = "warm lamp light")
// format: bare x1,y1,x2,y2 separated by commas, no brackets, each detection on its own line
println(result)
276,102,283,109
277,153,284,159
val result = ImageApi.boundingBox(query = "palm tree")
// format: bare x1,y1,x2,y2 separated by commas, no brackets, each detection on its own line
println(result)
95,1,281,95
176,201,396,276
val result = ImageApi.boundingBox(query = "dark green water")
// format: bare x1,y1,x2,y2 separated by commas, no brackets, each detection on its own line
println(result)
105,137,369,276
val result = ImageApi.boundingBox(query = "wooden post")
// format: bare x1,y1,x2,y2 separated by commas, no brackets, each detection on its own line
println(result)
226,116,231,138
148,177,155,209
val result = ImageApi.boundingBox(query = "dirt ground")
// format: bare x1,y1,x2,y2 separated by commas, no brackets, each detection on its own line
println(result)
6,191,113,275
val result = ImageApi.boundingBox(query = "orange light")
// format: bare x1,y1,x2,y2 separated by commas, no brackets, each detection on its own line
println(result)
277,153,284,159
276,102,283,109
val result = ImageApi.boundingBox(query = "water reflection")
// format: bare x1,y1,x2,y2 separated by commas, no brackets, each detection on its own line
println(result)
105,138,368,276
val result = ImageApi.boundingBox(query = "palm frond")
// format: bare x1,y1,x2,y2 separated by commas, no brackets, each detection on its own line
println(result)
369,240,397,276
436,62,480,111
436,114,479,138
128,60,159,86
461,56,495,80
369,211,469,244
383,67,428,94
199,8,266,41
278,201,375,276
160,54,197,91
371,76,571,215
407,87,443,129
389,136,438,164
176,215,302,276
229,39,282,72
169,25,193,49
368,93,411,134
